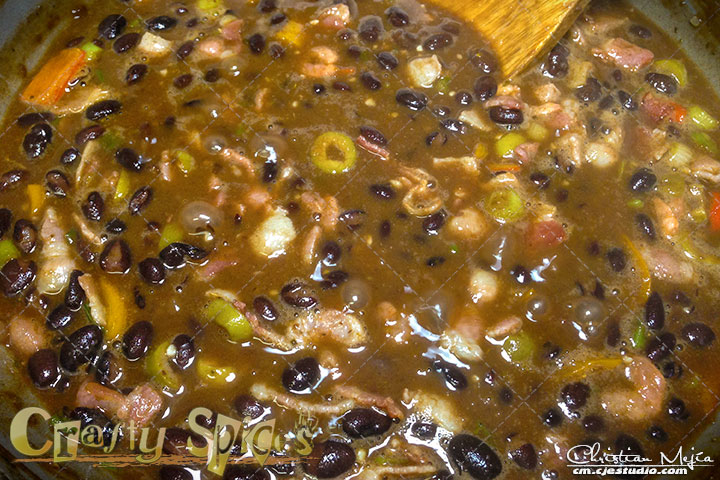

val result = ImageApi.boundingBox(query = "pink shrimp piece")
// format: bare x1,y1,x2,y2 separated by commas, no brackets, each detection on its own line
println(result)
356,135,390,159
318,4,351,30
245,186,273,211
483,95,522,110
221,19,244,41
197,38,225,58
601,357,666,422
514,142,539,164
8,316,49,357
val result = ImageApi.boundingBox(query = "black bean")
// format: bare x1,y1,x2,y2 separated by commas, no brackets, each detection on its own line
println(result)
128,186,153,215
282,357,320,393
561,382,590,411
455,90,473,106
359,126,388,146
342,408,393,438
115,147,146,172
599,95,615,110
544,44,569,78
582,415,604,432
488,106,523,124
98,14,126,39
681,322,716,348
448,434,502,480
122,320,154,361
60,325,103,372
258,0,276,12
644,291,665,330
615,433,644,461
247,33,265,54
510,265,531,285
629,24,652,39
424,32,453,51
126,64,148,85
379,220,391,237
423,211,446,235
44,170,70,197
395,88,428,111
369,183,395,200
358,16,383,42
646,73,677,95
646,332,676,362
385,6,409,27
305,440,355,479
0,259,36,296
69,407,115,446
672,290,692,306
138,257,165,284
510,443,537,470
23,123,52,159
13,219,37,254
426,256,445,267
253,296,278,322
575,78,602,103
0,169,27,191
159,242,208,269
0,209,10,238
469,48,497,73
174,73,193,89
360,71,382,90
147,16,177,31
410,421,437,439
338,209,366,231
81,191,104,222
47,305,74,330
606,248,626,272
441,118,467,134
635,213,656,240
75,125,105,145
60,148,81,165
16,112,54,127
629,168,656,193
95,351,120,385
667,397,688,420
281,282,317,308
543,408,562,427
321,241,341,266
176,40,194,59
529,172,550,189
647,425,667,443
171,334,195,369
313,83,326,95
333,81,352,92
433,359,468,391
235,395,267,419
105,219,126,234
321,270,348,289
28,349,61,389
65,270,85,311
377,51,399,70
159,466,193,480
86,100,122,121
99,239,132,274
617,90,638,110
347,45,363,59
113,32,140,53
163,427,207,455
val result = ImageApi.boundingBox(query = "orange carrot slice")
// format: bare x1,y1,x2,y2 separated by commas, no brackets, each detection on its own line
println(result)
21,48,87,106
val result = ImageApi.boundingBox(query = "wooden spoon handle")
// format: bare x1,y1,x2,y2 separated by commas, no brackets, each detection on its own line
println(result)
433,0,589,78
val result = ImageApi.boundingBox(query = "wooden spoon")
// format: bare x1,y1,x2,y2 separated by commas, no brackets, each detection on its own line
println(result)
434,0,589,78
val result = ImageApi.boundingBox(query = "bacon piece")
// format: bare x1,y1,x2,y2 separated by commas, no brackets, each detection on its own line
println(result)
526,219,567,250
592,38,654,71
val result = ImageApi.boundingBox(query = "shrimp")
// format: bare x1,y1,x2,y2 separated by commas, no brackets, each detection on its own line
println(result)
37,208,75,295
652,197,678,237
78,274,107,328
76,381,163,427
8,316,49,356
601,357,667,421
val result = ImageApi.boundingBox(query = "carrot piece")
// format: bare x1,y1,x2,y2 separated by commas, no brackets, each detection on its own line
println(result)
487,163,522,173
709,192,720,232
21,48,87,106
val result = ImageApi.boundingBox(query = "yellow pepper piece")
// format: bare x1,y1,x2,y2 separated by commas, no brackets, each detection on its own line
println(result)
159,222,184,251
114,170,131,201
494,132,526,158
526,122,549,142
310,131,357,174
203,298,253,342
276,20,303,46
473,143,488,160
27,184,45,216
98,277,127,340
146,341,181,391
0,239,20,267
196,358,237,385
565,357,623,379
621,234,651,307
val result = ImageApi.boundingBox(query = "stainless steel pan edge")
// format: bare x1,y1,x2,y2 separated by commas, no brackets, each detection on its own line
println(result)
0,0,718,479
